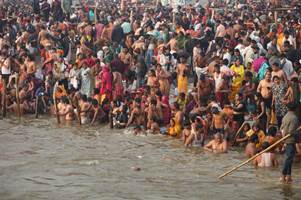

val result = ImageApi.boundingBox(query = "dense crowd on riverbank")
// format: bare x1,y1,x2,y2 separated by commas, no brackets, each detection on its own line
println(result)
0,0,301,182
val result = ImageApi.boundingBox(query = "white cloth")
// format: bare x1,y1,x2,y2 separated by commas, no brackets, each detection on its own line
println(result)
281,58,295,79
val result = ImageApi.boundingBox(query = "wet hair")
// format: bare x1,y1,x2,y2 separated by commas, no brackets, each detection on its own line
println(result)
183,121,191,128
81,94,88,102
190,114,197,123
135,97,141,104
93,88,100,94
249,134,259,143
252,123,261,131
155,90,162,98
61,96,69,104
222,59,229,66
91,99,98,106
243,123,251,131
262,141,270,150
245,71,253,78
122,105,128,113
150,99,157,105
267,126,277,137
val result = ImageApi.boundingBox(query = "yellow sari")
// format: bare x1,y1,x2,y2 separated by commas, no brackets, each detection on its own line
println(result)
177,75,188,95
230,64,245,100
168,118,182,137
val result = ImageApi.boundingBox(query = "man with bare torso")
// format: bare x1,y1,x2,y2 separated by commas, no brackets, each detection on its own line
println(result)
204,133,228,153
57,96,74,122
78,94,91,124
126,98,145,134
197,74,213,104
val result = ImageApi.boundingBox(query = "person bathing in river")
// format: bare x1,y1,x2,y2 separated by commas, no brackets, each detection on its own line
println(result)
204,133,228,154
253,142,279,167
59,96,74,122
114,104,128,129
184,115,205,147
146,98,162,134
245,134,258,158
78,94,91,124
168,102,183,137
126,97,145,135
90,99,105,125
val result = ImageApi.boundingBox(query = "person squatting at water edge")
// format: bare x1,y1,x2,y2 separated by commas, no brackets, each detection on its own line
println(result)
0,0,301,183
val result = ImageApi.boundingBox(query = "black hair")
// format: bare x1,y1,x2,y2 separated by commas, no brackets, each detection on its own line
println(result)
267,126,277,137
272,75,280,81
173,102,180,110
81,94,88,102
94,88,100,94
135,97,141,104
249,134,259,143
190,114,197,123
222,59,229,66
262,141,270,150
245,71,253,78
91,99,98,106
150,99,157,105
61,96,69,104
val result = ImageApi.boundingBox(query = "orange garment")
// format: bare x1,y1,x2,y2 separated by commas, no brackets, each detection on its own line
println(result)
55,85,67,99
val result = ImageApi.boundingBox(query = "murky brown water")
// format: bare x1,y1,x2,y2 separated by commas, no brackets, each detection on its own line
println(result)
0,116,301,200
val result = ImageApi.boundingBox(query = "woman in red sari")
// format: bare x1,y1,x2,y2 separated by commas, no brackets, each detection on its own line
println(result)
100,65,112,101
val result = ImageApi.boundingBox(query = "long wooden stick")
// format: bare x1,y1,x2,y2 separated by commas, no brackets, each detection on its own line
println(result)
2,79,6,118
35,95,39,119
16,73,21,119
218,134,291,179
53,83,60,124
109,106,113,129
232,120,255,145
232,121,246,145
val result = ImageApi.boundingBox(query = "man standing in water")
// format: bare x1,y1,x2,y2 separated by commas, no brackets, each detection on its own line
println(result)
280,103,300,183
204,133,228,154
126,98,145,134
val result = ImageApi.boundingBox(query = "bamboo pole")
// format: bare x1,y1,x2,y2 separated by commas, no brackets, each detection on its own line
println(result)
232,120,255,146
15,73,21,119
35,95,39,118
109,106,113,129
2,79,6,118
53,82,60,124
218,134,291,179
232,121,246,146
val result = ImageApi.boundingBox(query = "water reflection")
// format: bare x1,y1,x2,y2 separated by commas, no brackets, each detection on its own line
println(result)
281,184,293,198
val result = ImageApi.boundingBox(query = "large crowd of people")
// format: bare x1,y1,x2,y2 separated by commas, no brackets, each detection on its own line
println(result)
0,0,301,183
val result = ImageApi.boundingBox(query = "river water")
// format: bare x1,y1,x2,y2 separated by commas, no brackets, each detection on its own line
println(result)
0,116,301,200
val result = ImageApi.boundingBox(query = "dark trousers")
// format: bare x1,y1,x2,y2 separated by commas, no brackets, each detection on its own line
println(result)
276,116,283,129
282,144,296,176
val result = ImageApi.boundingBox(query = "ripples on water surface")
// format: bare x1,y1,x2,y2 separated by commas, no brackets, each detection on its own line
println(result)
0,116,301,200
